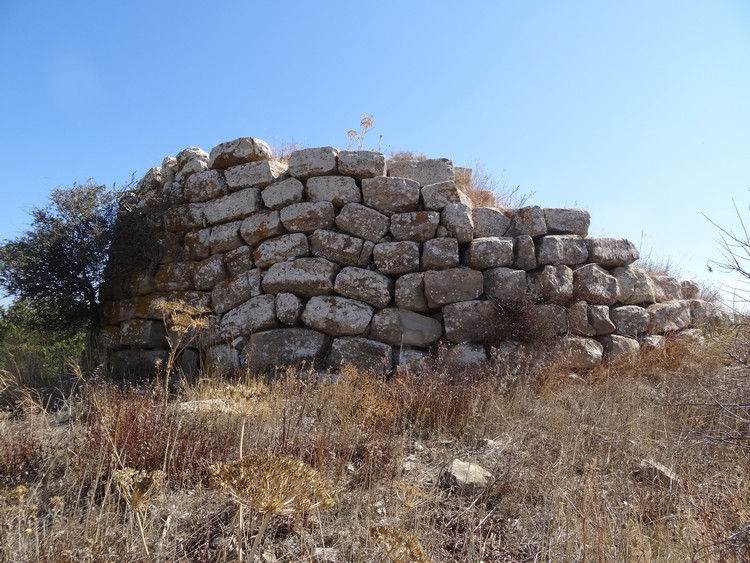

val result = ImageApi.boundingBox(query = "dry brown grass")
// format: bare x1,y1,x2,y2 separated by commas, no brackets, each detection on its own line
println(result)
0,335,748,562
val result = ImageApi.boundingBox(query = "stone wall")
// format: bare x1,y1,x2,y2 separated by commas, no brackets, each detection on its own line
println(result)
99,137,730,377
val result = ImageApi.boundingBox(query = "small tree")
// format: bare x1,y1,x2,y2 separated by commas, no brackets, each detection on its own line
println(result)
0,182,121,334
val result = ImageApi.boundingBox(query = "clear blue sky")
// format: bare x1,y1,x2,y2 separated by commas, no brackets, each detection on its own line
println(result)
1,1,749,301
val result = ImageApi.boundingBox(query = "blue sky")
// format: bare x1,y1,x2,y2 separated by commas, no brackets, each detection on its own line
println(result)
1,1,749,301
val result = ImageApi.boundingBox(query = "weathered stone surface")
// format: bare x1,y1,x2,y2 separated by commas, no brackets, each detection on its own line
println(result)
588,304,615,334
174,147,209,183
253,233,310,269
310,229,369,266
544,208,590,236
388,158,454,186
611,305,649,336
240,210,286,246
421,237,459,271
161,155,178,183
334,267,392,309
573,264,620,305
585,238,639,267
394,273,429,312
647,301,692,334
472,207,512,238
484,267,527,302
301,296,373,336
373,241,420,275
510,206,547,237
262,258,340,298
537,235,588,266
527,265,573,304
337,150,386,179
120,319,166,348
424,268,484,308
439,459,492,496
492,340,547,379
443,300,501,343
164,203,206,232
154,262,196,292
514,235,537,271
244,328,328,371
437,343,489,373
224,246,253,276
204,188,262,225
690,299,733,331
275,293,304,326
550,336,604,369
598,334,640,361
640,335,665,353
526,304,568,339
335,203,390,242
361,177,420,215
441,203,474,243
209,221,244,254
221,295,279,337
204,344,240,376
185,170,228,203
567,301,596,336
156,232,186,263
224,160,288,191
393,347,434,373
652,275,682,302
389,211,440,242
208,137,273,169
211,270,262,314
194,255,228,290
184,228,211,260
613,266,658,305
369,309,443,348
328,337,392,374
288,147,339,180
261,177,304,210
421,181,472,210
681,280,701,300
466,237,514,270
305,176,361,208
279,202,335,233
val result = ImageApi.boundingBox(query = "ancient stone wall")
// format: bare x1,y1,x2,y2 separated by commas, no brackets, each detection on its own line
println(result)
99,137,730,377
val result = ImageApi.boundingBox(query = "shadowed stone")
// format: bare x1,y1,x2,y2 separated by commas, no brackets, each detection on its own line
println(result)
221,295,279,337
211,270,263,314
484,267,527,302
443,300,501,343
598,334,640,361
370,309,442,348
528,265,573,304
262,258,340,298
395,273,429,312
328,337,392,374
276,293,304,326
301,296,373,336
243,328,329,371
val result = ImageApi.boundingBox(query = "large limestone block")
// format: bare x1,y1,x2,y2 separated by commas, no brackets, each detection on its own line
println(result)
611,305,649,336
544,208,591,236
598,334,640,361
253,233,310,269
337,150,386,179
423,268,484,307
526,303,568,339
287,147,339,179
262,258,340,298
279,202,336,233
537,235,588,266
204,345,240,376
208,137,273,169
421,238,459,271
120,319,167,348
437,343,489,374
184,228,211,261
225,246,253,276
185,170,228,202
204,188,262,225
588,304,615,335
585,238,639,267
174,147,209,183
652,275,682,302
550,336,603,369
681,280,701,300
275,293,304,326
221,294,279,337
224,160,288,191
393,347,434,374
613,266,658,305
492,340,547,379
310,229,371,267
261,177,304,210
335,203,390,242
164,203,206,232
567,301,596,336
328,337,392,375
370,308,443,348
305,176,361,208
510,206,547,237
244,328,328,371
439,459,492,496
373,241,421,275
573,264,620,305
301,295,373,336
394,273,429,312
473,207,512,238
389,211,440,242
361,177,421,215
161,155,178,183
441,203,474,243
154,262,196,292
211,270,263,314
209,221,244,254
334,267,392,309
527,265,573,304
388,158,454,186
443,300,501,343
194,255,228,290
647,301,692,334
514,235,537,270
465,237,514,270
421,181,472,210
690,299,733,331
484,267,527,302
240,210,286,246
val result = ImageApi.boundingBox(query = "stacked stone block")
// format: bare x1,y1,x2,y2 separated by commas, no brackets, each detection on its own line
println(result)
100,137,730,377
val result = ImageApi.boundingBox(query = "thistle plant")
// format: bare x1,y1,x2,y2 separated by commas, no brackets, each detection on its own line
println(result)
210,452,336,561
113,467,165,559
370,525,431,563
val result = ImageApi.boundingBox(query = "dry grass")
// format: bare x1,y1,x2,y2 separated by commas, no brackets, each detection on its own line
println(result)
0,335,748,562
